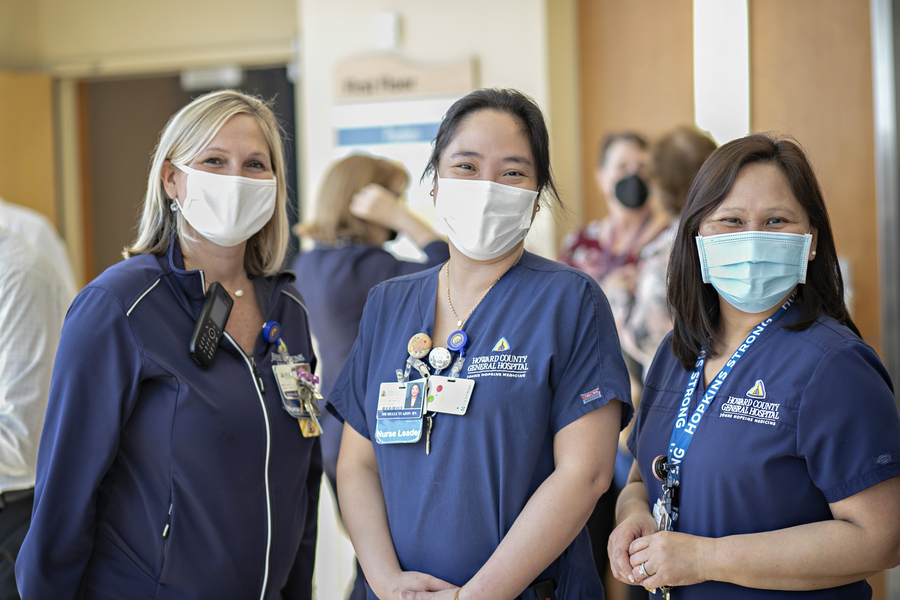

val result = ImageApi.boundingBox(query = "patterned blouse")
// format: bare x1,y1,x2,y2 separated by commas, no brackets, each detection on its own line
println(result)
559,219,675,377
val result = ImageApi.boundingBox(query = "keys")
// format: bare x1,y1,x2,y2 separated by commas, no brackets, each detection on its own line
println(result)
425,413,434,455
660,587,671,599
304,398,321,431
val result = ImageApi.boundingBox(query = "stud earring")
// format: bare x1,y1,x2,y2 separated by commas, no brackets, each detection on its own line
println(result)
811,250,816,258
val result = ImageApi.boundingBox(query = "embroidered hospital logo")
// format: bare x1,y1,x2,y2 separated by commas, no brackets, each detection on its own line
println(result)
746,380,767,399
492,337,510,353
466,353,529,379
719,395,780,426
580,388,602,404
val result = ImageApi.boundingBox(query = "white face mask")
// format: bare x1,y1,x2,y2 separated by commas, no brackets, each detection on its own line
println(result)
176,165,277,247
434,175,538,261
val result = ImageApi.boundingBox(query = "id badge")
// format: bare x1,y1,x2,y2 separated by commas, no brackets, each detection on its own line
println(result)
426,376,475,415
376,378,426,420
653,498,672,532
374,381,424,444
273,364,310,418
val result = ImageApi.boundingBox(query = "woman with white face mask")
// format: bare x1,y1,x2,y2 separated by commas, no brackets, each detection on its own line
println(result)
329,88,632,600
609,134,900,599
17,90,321,600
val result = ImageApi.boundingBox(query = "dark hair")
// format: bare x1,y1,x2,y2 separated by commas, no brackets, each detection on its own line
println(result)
598,132,648,168
667,133,859,370
422,88,560,207
651,126,717,215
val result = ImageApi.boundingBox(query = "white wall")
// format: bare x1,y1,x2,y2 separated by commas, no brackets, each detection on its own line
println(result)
297,0,564,257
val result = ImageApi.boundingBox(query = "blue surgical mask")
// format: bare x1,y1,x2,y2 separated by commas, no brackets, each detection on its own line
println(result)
696,231,813,314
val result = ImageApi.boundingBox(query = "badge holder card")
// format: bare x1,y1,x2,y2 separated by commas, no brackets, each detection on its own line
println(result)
375,378,426,444
426,376,475,415
273,361,323,438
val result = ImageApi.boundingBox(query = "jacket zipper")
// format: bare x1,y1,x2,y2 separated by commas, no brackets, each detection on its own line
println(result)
161,503,172,560
224,333,272,600
198,272,287,600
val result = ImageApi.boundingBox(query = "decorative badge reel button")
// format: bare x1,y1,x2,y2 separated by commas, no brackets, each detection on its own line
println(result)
428,347,452,371
408,333,432,359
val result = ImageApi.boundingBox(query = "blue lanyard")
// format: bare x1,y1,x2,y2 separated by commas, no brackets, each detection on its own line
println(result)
666,292,796,484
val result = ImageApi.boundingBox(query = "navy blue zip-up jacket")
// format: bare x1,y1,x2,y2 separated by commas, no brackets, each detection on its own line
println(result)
16,238,321,599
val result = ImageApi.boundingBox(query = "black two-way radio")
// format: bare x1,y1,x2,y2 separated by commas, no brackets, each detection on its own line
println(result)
189,282,233,368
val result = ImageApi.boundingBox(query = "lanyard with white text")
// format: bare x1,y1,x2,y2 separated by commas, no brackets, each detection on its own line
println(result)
659,291,797,517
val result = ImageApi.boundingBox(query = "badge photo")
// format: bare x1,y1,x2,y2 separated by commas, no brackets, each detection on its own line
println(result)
376,378,426,420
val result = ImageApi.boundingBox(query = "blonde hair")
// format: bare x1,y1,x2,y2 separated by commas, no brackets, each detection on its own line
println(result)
297,154,408,243
125,89,289,277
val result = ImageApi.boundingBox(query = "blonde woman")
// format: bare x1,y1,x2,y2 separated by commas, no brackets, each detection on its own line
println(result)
17,90,321,599
293,154,447,600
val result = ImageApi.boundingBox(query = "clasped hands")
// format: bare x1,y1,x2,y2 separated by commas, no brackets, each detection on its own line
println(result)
372,568,460,600
608,512,712,590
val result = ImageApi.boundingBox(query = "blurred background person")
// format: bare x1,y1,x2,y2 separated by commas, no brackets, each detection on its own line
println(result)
619,126,717,377
559,131,670,360
0,228,68,600
0,196,78,303
292,153,448,600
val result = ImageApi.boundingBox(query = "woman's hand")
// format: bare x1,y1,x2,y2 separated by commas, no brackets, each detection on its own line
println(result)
608,508,658,585
628,531,713,589
349,184,403,228
371,569,455,600
349,183,441,249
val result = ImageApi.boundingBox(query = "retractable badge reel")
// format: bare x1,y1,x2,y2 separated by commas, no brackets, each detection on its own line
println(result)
649,455,676,599
263,321,322,438
426,330,476,419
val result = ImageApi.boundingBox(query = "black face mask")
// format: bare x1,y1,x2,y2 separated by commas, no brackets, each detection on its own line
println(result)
614,173,649,209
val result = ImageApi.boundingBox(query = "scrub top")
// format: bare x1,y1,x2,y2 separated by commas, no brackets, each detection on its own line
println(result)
628,304,900,599
329,251,632,599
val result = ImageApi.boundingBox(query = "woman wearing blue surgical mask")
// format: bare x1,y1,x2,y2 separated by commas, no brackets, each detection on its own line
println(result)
17,90,321,599
609,133,900,599
329,88,632,600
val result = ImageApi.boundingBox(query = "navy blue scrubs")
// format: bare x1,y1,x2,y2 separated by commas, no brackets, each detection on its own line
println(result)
329,251,632,599
629,304,900,599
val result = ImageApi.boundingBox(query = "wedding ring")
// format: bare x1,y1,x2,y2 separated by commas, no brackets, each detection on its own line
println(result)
639,562,649,578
